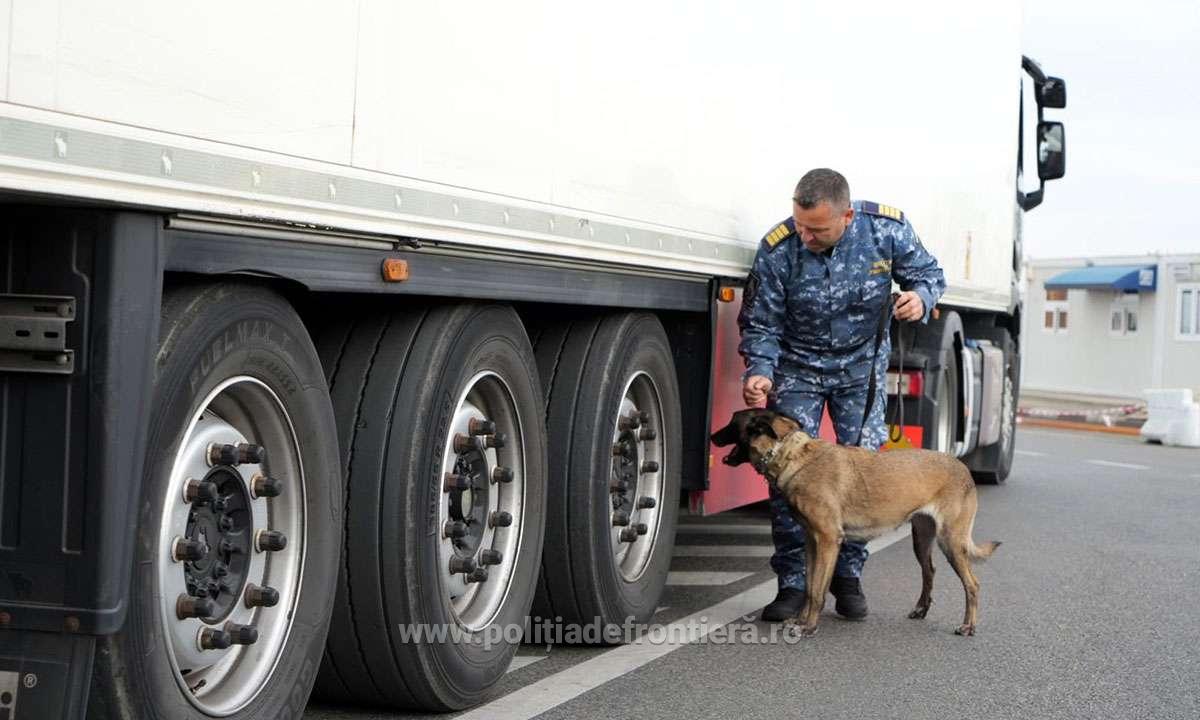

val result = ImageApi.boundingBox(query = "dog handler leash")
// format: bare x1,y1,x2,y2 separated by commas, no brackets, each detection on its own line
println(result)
855,292,905,447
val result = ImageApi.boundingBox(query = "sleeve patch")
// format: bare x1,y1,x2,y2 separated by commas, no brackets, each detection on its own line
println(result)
859,201,905,223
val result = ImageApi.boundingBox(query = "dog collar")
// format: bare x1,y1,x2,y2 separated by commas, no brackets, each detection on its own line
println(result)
753,430,801,477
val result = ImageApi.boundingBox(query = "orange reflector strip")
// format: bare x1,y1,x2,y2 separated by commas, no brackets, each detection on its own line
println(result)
381,258,409,282
718,287,736,303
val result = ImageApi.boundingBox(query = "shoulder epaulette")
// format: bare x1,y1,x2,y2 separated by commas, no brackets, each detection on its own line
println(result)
859,201,905,223
762,219,794,250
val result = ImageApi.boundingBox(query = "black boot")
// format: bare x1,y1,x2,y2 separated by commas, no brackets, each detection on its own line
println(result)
759,587,806,622
829,576,868,620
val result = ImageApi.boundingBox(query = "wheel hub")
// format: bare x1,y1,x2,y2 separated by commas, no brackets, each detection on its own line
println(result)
183,467,253,620
609,373,664,581
438,372,525,630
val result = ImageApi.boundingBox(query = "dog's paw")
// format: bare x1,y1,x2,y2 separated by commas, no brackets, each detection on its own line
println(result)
783,618,818,638
954,624,976,637
907,607,929,620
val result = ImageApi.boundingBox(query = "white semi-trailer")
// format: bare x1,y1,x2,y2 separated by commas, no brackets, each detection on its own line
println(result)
0,2,1065,718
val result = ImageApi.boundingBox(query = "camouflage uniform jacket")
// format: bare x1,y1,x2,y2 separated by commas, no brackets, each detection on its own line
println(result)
738,200,946,388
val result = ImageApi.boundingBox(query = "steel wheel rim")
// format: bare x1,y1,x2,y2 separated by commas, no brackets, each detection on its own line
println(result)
157,376,306,715
999,374,1015,457
936,369,954,453
608,371,665,583
438,371,526,631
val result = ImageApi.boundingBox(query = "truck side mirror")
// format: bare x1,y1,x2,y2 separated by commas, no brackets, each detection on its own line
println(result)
1037,121,1066,181
1040,76,1067,109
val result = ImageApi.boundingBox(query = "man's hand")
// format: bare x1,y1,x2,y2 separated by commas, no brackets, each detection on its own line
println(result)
893,291,925,322
743,375,773,406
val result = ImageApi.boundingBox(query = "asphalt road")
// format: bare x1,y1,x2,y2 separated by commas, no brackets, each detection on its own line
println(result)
307,426,1200,720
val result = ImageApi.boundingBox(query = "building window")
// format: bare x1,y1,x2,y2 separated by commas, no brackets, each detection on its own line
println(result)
1110,293,1139,336
1179,283,1200,340
1043,289,1069,333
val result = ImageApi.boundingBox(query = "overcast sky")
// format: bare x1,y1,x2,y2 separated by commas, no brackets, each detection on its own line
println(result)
1021,1,1200,259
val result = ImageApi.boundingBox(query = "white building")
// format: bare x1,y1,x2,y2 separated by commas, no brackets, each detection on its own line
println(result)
1022,254,1200,402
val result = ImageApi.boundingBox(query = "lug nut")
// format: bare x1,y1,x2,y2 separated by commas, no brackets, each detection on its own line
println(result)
218,515,235,532
469,418,497,436
199,628,233,650
638,411,650,424
255,529,287,553
480,549,503,566
612,510,631,527
453,433,479,454
619,415,641,431
444,473,472,493
184,479,219,504
641,461,660,474
443,520,468,539
449,556,477,574
237,443,266,464
489,510,513,528
176,594,215,620
172,537,208,563
244,584,280,608
252,474,282,498
213,563,229,578
208,443,238,466
619,527,640,543
219,539,242,556
610,477,629,492
466,567,489,584
637,496,657,510
635,522,649,536
225,622,259,645
484,433,506,450
639,428,657,441
492,466,514,484
612,443,627,457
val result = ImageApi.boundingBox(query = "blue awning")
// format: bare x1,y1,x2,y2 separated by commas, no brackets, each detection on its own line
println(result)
1043,265,1156,292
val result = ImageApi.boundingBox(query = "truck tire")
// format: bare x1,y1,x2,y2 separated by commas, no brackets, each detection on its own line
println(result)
965,328,1018,484
90,282,342,720
530,312,681,637
313,303,547,711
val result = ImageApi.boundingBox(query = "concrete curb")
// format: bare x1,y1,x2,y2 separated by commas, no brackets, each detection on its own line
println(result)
1017,417,1143,436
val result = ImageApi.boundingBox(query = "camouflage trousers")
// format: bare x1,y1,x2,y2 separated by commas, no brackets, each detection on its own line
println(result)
766,368,887,592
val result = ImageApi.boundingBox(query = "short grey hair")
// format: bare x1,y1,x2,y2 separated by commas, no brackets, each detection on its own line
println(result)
793,169,850,211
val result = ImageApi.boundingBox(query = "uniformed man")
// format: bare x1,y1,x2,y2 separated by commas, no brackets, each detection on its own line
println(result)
738,168,946,622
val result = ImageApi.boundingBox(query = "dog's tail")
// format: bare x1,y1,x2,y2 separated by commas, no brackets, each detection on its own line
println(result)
968,540,1002,562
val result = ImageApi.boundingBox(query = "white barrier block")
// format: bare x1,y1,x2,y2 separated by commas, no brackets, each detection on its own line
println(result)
1142,389,1200,448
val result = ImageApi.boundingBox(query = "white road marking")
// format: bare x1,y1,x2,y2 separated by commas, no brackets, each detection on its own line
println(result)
458,581,777,720
459,528,914,720
677,523,771,535
673,545,773,557
667,571,755,586
1087,459,1149,471
506,656,547,673
1015,450,1046,457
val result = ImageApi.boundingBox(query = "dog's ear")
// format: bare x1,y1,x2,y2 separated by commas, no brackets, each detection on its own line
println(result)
769,413,800,439
710,421,738,447
746,416,778,440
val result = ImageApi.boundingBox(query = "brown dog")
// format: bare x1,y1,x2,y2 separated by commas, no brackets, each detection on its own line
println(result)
711,408,1000,637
